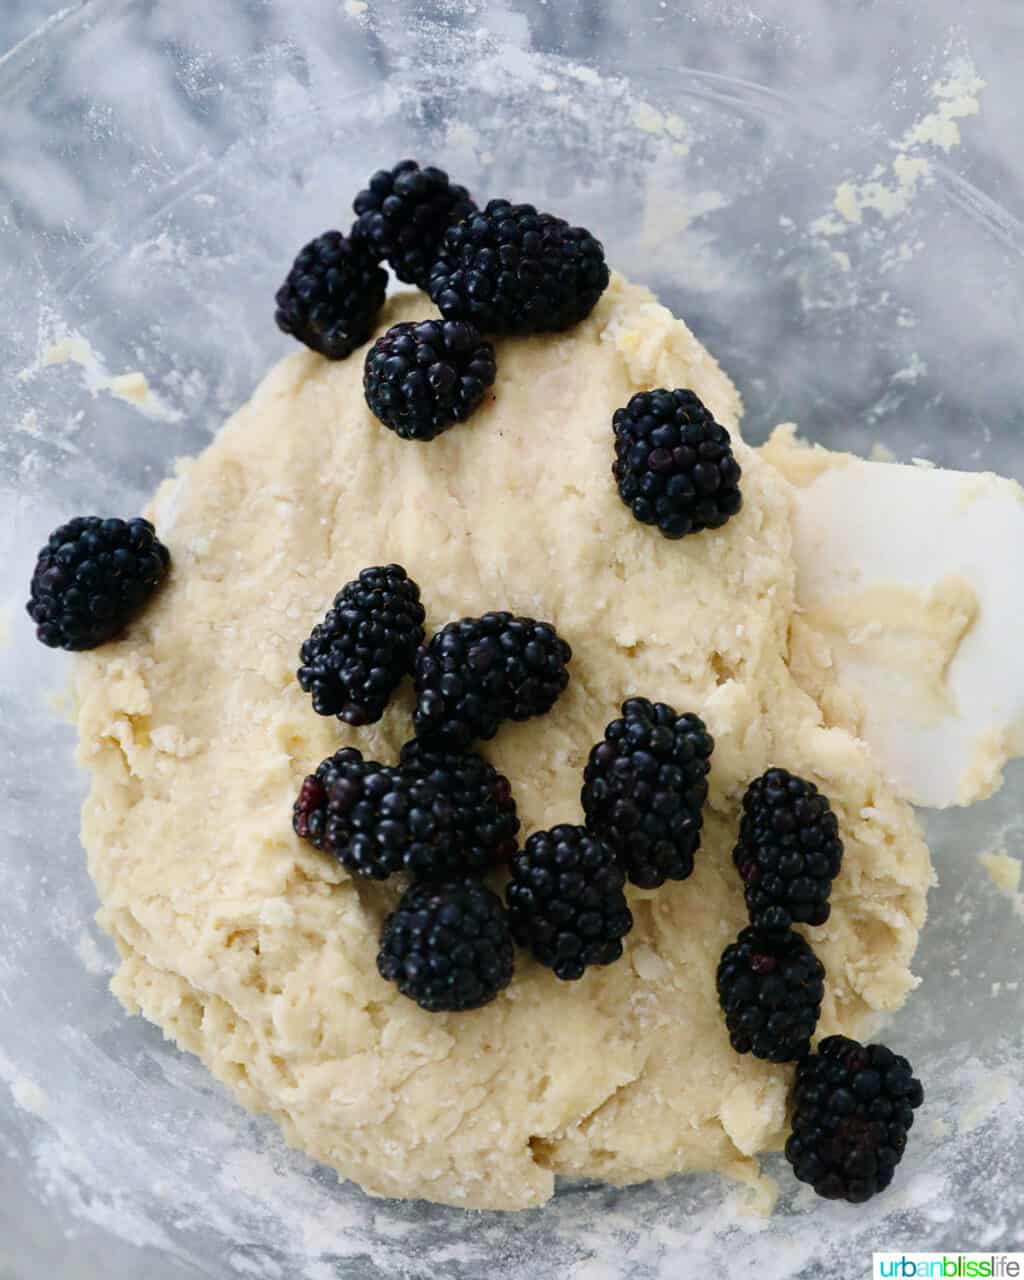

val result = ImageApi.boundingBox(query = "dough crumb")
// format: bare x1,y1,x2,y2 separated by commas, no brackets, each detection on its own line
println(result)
109,371,150,403
29,329,180,421
978,850,1024,918
760,423,854,487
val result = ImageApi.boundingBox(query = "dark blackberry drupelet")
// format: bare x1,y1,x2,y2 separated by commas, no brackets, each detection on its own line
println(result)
581,697,714,889
297,565,425,725
716,926,826,1063
353,160,476,289
363,320,496,441
785,1035,924,1203
293,744,518,879
612,388,743,540
26,516,170,651
413,612,572,749
427,199,609,334
399,738,520,869
274,230,387,360
506,825,633,981
733,768,844,933
377,878,514,1012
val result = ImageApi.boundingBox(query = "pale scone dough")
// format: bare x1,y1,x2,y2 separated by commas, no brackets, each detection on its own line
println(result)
73,276,932,1211
960,726,1023,806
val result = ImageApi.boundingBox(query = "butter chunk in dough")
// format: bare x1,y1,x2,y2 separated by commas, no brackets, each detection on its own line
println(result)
73,275,931,1210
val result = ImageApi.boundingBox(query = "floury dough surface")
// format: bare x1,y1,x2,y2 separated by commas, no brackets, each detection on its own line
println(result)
73,276,932,1211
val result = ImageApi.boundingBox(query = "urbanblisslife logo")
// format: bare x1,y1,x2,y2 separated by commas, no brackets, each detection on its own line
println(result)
874,1256,1024,1278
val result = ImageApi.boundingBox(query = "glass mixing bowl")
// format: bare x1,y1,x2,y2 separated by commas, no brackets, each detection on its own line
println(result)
2,2,1023,1275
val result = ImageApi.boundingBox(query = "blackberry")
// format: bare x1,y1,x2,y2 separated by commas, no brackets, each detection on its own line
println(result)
26,516,170,651
581,698,714,889
427,199,609,335
377,878,514,1012
413,612,572,749
293,744,518,879
297,565,425,725
274,230,387,360
399,739,520,869
506,825,633,981
612,389,743,539
293,750,399,878
733,768,844,934
363,320,496,442
785,1035,924,1203
716,926,825,1063
353,159,476,290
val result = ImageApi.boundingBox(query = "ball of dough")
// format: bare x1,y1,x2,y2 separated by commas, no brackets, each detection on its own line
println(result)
74,275,931,1210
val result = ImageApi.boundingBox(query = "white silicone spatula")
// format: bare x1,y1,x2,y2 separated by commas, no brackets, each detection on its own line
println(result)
789,459,1024,808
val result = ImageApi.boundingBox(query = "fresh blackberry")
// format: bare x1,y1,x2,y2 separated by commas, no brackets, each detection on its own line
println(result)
427,199,609,334
26,516,170,651
377,878,514,1012
612,389,743,539
413,612,572,749
274,230,387,360
733,768,844,934
293,744,518,879
293,750,400,878
716,926,825,1063
581,697,714,889
785,1035,924,1203
363,320,496,441
297,565,425,725
399,739,520,869
353,160,476,289
506,825,633,981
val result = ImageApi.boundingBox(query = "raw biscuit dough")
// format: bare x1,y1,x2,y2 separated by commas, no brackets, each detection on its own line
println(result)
73,276,932,1210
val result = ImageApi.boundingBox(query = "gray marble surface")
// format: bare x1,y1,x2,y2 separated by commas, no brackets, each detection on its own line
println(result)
0,0,66,50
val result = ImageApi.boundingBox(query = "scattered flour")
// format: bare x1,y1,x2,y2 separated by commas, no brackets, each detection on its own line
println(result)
891,353,929,384
0,1051,50,1118
45,687,70,719
12,1078,50,1118
812,60,985,235
77,930,113,977
19,326,181,422
903,69,987,152
631,100,689,147
960,1073,1012,1133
